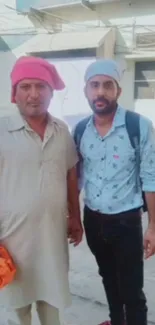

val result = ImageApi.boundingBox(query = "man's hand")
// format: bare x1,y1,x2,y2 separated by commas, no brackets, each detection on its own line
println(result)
67,217,83,246
143,225,155,259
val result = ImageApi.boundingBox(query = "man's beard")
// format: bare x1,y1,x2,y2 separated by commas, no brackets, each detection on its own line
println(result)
89,97,117,116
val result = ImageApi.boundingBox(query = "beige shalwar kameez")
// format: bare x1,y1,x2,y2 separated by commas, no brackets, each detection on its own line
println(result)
0,113,78,312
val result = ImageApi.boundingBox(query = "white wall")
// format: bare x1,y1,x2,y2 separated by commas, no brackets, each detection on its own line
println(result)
0,0,36,115
0,52,18,115
1,0,155,118
39,0,155,117
115,58,135,110
47,57,94,128
118,56,155,125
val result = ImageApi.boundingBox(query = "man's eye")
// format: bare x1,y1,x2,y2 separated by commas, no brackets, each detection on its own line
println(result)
91,83,98,88
21,85,29,90
38,84,45,88
37,84,47,90
105,82,113,89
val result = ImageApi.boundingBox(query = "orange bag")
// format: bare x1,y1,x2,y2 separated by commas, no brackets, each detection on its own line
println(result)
0,246,16,289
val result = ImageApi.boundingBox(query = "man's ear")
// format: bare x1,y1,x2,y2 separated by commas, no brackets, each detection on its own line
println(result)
84,85,87,97
117,87,122,98
51,90,54,99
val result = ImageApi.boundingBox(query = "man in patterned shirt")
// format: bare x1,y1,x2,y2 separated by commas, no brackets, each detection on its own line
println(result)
73,59,155,325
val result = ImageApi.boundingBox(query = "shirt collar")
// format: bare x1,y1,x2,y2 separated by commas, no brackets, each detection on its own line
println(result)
7,112,54,132
112,106,126,128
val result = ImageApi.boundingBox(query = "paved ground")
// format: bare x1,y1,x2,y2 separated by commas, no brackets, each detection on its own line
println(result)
1,213,155,325
68,214,155,324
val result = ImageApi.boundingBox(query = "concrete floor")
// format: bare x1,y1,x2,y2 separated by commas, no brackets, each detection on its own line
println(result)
1,214,155,325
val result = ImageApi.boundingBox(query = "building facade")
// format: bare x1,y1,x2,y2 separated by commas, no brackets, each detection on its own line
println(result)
1,0,155,126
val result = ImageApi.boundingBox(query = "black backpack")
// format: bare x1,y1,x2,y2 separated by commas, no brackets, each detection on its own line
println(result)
73,110,147,212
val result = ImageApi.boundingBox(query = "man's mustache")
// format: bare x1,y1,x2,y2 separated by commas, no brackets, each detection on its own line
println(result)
27,102,41,105
93,97,109,105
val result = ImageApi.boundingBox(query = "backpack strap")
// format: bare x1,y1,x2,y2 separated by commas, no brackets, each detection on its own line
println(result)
73,116,91,188
125,110,140,148
73,116,91,152
125,110,140,193
125,110,147,211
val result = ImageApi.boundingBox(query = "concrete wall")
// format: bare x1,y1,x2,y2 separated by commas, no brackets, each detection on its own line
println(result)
36,0,155,114
1,0,155,118
116,58,135,110
27,0,155,115
0,0,37,115
96,28,116,59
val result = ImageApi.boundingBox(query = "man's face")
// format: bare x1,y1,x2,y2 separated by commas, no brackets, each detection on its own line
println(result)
15,79,53,117
85,75,121,116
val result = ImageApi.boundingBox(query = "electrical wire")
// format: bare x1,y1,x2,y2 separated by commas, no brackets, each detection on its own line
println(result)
1,24,155,34
4,3,155,31
1,3,155,46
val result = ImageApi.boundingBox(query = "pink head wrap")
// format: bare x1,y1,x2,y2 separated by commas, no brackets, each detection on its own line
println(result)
10,56,65,103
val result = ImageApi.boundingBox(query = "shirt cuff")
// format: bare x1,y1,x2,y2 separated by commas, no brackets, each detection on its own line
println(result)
142,183,155,192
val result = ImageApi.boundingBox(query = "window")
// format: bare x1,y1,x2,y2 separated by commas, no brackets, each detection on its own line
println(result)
134,61,155,99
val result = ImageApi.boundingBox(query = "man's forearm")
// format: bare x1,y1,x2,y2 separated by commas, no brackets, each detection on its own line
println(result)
67,166,81,221
145,192,155,227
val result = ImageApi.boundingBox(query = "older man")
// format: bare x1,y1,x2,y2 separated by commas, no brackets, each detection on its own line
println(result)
0,56,83,325
73,59,155,325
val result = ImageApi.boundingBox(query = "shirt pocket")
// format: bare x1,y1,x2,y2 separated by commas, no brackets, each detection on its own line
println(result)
42,145,67,182
81,140,106,170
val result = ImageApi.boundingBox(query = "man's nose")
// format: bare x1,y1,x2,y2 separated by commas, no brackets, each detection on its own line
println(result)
29,86,39,98
97,85,106,96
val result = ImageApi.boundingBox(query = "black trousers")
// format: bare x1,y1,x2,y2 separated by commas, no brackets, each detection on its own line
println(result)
84,206,147,325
